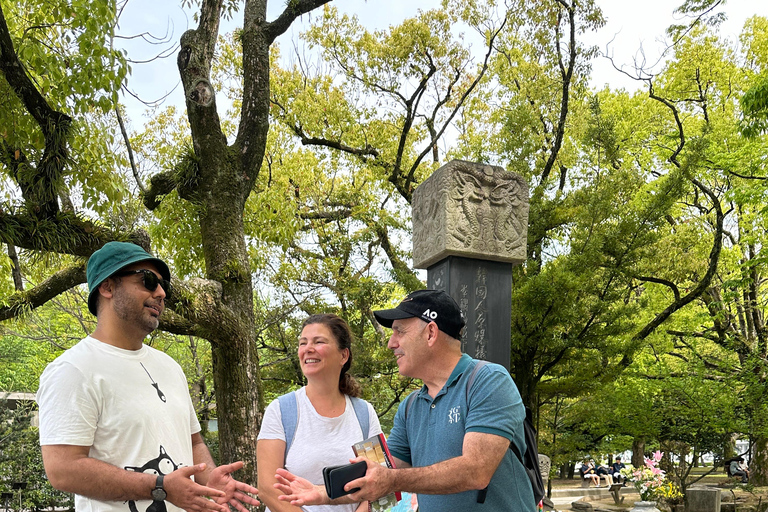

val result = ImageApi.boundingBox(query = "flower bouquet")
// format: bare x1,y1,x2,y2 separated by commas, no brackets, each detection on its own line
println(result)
621,451,667,502
656,482,684,507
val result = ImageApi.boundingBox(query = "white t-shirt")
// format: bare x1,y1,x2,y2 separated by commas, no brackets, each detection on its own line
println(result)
38,336,201,512
258,387,383,512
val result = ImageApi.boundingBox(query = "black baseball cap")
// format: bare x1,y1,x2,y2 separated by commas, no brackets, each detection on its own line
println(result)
373,289,465,339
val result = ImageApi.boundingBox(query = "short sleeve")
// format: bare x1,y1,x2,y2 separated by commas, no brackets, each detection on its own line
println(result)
257,398,285,441
464,364,525,445
178,366,202,435
38,361,99,446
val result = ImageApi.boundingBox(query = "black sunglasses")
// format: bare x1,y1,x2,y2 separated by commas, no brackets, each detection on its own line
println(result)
113,269,172,297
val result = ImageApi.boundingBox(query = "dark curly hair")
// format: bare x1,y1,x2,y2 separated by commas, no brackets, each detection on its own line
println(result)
301,314,361,397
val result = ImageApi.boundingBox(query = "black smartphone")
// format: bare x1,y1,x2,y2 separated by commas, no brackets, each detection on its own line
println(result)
322,460,368,499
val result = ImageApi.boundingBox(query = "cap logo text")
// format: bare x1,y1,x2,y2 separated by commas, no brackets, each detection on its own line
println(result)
423,309,438,320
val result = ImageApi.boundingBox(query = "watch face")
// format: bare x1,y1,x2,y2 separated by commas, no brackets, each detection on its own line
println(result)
152,487,167,501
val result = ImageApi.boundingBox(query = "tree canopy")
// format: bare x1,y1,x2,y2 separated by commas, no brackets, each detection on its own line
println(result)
1,0,767,489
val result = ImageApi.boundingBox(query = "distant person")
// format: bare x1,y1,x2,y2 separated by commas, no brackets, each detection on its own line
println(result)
611,458,626,483
274,289,535,512
257,313,383,512
37,242,259,512
595,462,614,486
730,457,749,483
580,460,599,487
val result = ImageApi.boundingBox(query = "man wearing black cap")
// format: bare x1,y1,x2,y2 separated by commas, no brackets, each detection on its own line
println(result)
37,242,259,512
275,289,533,512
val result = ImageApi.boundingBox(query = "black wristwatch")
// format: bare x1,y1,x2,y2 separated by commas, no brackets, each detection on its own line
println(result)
151,475,167,502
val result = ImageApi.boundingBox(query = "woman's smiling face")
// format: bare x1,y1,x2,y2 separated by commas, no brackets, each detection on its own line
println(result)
298,322,348,379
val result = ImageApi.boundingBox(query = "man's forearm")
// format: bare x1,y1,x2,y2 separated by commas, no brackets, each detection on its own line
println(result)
192,436,217,486
388,456,491,496
47,456,155,501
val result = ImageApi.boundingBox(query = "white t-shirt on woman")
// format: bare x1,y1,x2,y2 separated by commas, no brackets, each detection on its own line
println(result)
258,387,383,512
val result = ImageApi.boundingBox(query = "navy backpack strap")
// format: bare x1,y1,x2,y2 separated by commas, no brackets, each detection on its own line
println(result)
278,391,299,459
349,396,370,438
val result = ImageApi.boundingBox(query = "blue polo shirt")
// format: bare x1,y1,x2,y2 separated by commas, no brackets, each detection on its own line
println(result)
387,354,534,512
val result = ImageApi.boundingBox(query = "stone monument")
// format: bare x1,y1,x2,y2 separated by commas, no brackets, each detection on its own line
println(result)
413,160,529,370
687,487,721,512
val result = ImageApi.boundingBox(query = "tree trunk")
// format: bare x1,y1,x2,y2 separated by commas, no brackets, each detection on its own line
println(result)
752,435,768,485
632,438,645,468
198,168,264,485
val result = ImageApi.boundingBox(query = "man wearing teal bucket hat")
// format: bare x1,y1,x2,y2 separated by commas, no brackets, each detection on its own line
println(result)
37,242,259,512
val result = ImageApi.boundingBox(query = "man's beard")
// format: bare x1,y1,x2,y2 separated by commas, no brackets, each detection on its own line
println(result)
112,285,160,334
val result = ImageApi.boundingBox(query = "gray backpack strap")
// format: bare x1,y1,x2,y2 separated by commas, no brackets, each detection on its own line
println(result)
404,390,418,420
350,396,370,438
466,359,489,395
278,391,299,459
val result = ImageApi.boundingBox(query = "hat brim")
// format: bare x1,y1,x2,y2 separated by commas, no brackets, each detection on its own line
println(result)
373,307,418,328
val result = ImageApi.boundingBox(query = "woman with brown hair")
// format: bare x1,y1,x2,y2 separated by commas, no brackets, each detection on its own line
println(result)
257,314,382,512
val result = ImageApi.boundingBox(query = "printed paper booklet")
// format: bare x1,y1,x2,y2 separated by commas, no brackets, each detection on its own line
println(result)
352,433,403,512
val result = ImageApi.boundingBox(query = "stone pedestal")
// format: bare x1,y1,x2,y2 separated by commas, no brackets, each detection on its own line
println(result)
427,257,512,369
687,487,721,512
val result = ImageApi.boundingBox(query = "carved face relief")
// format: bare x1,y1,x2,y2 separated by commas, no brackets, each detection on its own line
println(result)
412,160,528,268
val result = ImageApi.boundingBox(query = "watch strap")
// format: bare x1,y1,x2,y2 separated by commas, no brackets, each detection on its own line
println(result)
152,474,166,501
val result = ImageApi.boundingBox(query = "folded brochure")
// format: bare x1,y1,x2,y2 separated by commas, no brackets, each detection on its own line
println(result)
352,433,402,511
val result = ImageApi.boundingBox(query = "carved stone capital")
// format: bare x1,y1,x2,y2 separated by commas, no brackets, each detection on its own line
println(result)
412,160,529,268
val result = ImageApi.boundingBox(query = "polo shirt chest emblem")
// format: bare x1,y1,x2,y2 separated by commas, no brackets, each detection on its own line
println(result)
448,405,461,423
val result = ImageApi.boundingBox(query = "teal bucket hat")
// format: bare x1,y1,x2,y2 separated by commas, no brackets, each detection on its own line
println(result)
86,241,171,315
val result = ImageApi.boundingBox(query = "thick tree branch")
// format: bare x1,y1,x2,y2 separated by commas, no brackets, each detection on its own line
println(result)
405,16,508,192
0,210,116,256
633,180,724,343
264,0,332,44
0,263,85,321
0,2,70,217
667,329,719,343
649,84,686,167
7,243,23,291
639,372,724,381
636,275,681,302
198,0,225,64
143,170,179,210
158,309,202,337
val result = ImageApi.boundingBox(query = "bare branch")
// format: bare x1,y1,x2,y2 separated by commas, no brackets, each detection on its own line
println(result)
116,106,146,194
539,0,576,186
636,275,681,302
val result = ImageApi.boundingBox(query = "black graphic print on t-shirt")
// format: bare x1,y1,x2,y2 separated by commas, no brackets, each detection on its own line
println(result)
125,446,180,512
